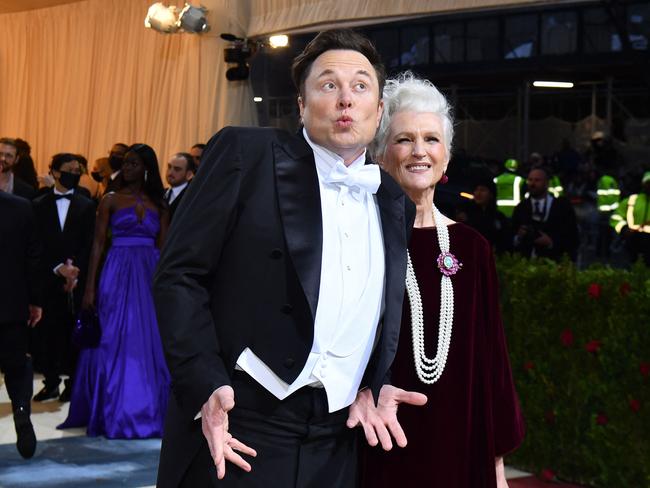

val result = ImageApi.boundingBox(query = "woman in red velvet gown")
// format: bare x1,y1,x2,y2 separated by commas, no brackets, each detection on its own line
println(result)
360,72,525,487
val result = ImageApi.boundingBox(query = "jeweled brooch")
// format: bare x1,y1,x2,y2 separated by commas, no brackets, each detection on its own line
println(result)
437,252,463,276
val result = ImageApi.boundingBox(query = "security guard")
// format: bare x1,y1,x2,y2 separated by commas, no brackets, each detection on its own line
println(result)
611,171,650,265
596,173,620,257
494,158,523,218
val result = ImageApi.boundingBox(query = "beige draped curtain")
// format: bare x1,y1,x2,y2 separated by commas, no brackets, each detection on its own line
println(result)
247,0,573,36
0,0,256,175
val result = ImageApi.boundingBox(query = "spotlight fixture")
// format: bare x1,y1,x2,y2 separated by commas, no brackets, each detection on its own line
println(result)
221,33,256,81
268,35,289,48
145,3,210,34
144,2,179,33
178,4,209,33
253,97,263,102
532,81,574,88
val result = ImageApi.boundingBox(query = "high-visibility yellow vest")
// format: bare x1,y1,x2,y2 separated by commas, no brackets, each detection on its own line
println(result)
610,193,650,234
494,172,523,218
548,175,564,198
597,175,620,213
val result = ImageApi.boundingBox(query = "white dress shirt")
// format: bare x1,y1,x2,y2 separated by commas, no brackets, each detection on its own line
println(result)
52,188,75,275
167,181,188,204
54,188,74,230
235,130,386,412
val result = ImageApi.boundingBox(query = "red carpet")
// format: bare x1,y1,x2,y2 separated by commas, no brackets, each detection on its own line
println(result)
509,477,587,487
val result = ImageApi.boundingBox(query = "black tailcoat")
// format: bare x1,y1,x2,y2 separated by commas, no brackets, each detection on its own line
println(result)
153,127,414,486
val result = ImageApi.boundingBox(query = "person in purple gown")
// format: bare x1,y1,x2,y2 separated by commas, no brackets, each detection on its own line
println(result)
58,143,170,438
360,72,525,488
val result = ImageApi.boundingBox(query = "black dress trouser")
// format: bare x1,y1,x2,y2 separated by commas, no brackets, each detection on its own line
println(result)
180,371,359,488
0,321,33,413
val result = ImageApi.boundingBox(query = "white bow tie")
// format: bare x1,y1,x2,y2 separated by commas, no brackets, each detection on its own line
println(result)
323,162,381,201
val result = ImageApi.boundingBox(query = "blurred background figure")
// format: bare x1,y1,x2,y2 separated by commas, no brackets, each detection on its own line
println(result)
189,143,205,168
457,178,512,255
494,158,523,218
611,171,650,265
512,167,579,262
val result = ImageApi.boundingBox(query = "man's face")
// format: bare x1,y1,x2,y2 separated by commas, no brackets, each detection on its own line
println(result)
527,169,549,198
166,156,192,187
298,49,383,164
190,147,203,166
109,144,128,172
0,143,18,173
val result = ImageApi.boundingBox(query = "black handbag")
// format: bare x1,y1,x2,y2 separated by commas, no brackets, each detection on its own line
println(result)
72,308,101,348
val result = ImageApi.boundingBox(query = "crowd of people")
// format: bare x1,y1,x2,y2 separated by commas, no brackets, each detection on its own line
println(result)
0,136,203,458
446,137,650,267
0,26,647,488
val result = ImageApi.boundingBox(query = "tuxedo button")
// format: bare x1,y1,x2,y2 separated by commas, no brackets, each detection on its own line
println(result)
269,248,283,259
283,358,295,368
281,304,293,314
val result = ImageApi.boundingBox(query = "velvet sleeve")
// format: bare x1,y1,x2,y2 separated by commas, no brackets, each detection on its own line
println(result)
481,240,526,457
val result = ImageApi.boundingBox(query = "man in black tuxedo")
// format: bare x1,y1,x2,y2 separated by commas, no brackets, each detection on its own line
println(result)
154,29,426,488
32,153,96,402
512,167,579,261
164,152,195,220
104,142,129,194
0,182,42,459
0,137,36,199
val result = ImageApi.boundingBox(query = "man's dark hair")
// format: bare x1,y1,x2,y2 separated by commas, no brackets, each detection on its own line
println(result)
51,153,80,171
191,143,206,151
528,166,550,181
174,152,197,174
291,29,385,100
0,137,18,151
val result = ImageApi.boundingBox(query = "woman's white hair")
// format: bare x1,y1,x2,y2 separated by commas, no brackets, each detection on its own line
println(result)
373,71,454,162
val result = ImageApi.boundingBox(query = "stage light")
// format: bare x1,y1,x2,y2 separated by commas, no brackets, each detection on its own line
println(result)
178,4,209,33
460,192,474,199
533,81,574,88
269,35,289,48
145,3,179,33
253,97,263,102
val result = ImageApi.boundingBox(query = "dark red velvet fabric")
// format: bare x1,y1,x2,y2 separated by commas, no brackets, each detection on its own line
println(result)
361,224,525,488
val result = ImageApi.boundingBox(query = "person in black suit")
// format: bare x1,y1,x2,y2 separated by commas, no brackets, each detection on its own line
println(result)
104,143,129,195
512,167,579,261
164,152,196,220
0,137,37,199
153,29,426,488
32,153,96,403
0,187,42,459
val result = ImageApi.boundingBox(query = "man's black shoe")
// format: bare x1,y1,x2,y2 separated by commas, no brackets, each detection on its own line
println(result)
14,407,37,459
58,384,72,403
33,386,59,402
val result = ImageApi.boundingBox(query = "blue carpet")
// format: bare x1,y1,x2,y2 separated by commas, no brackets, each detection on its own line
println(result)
0,436,160,487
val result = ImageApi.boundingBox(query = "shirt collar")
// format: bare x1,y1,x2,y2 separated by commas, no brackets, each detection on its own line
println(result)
171,181,188,196
302,128,367,182
54,186,75,196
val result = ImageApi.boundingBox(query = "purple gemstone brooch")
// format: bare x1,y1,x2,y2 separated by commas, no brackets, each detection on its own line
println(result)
437,252,462,277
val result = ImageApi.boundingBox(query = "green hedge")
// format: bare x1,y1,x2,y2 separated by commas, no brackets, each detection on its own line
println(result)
496,255,650,487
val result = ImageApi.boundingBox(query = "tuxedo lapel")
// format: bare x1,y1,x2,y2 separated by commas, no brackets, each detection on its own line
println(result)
43,192,63,234
62,194,82,235
273,136,322,321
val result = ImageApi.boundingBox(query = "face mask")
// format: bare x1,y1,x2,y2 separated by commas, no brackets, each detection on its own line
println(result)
58,171,81,190
91,171,103,182
109,155,124,171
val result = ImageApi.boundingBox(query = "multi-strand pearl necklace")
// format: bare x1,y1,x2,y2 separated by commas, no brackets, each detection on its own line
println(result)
405,205,462,385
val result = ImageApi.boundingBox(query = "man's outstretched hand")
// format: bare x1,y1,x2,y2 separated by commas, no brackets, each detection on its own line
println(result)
346,385,427,450
201,386,257,479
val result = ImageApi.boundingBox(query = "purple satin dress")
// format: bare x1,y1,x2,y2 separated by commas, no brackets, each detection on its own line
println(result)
59,206,170,438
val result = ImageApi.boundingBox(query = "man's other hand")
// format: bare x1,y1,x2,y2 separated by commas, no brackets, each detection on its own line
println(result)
346,385,427,451
201,385,257,480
